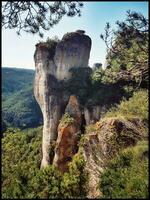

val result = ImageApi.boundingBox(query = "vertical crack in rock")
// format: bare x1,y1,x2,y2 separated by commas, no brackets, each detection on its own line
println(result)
34,31,91,169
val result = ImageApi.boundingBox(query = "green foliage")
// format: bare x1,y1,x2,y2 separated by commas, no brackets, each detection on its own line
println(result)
78,134,89,147
90,11,148,108
30,165,62,198
100,140,148,199
2,2,83,37
85,123,98,134
61,153,88,198
86,81,127,108
2,68,43,128
2,127,88,199
87,65,134,108
60,113,74,126
105,89,148,122
101,11,148,88
2,127,43,198
91,67,105,82
2,127,21,137
2,67,34,97
2,120,7,133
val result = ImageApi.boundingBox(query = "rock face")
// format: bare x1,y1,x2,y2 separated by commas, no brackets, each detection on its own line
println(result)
81,117,146,198
34,31,91,168
53,95,82,172
54,32,91,80
34,44,61,168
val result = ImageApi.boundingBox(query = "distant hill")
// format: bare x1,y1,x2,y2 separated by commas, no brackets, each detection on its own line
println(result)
2,67,43,129
2,67,34,98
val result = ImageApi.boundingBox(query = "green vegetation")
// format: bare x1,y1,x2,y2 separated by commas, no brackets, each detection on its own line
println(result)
59,113,74,126
2,127,88,199
30,165,62,198
2,10,148,200
61,153,88,199
105,89,148,122
2,2,83,37
85,123,99,134
2,68,43,129
62,66,129,108
2,127,42,198
100,140,148,199
100,11,148,88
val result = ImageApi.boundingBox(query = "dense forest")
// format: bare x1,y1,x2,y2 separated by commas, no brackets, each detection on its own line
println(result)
2,9,148,199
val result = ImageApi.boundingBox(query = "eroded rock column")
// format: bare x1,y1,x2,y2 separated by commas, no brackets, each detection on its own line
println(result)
34,31,91,169
34,43,61,168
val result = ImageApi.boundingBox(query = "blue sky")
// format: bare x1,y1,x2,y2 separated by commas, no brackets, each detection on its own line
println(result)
2,1,148,69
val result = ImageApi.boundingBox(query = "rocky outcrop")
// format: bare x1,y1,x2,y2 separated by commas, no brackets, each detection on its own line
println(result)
53,95,82,173
80,117,147,198
34,31,91,168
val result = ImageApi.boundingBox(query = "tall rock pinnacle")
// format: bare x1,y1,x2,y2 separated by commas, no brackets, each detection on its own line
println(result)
34,30,91,169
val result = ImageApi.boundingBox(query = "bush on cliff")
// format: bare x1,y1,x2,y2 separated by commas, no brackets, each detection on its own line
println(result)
59,113,74,126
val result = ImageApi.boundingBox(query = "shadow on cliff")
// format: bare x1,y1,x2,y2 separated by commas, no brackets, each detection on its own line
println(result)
59,66,134,111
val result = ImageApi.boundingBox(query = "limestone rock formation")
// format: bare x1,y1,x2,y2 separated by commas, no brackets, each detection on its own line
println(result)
34,31,91,168
53,95,82,172
54,31,91,80
34,43,61,168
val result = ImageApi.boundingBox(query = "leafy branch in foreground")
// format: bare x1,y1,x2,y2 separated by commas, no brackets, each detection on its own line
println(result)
2,1,83,37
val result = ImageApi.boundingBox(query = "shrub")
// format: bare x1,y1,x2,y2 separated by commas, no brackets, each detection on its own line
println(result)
30,165,62,198
61,153,88,198
59,113,74,126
